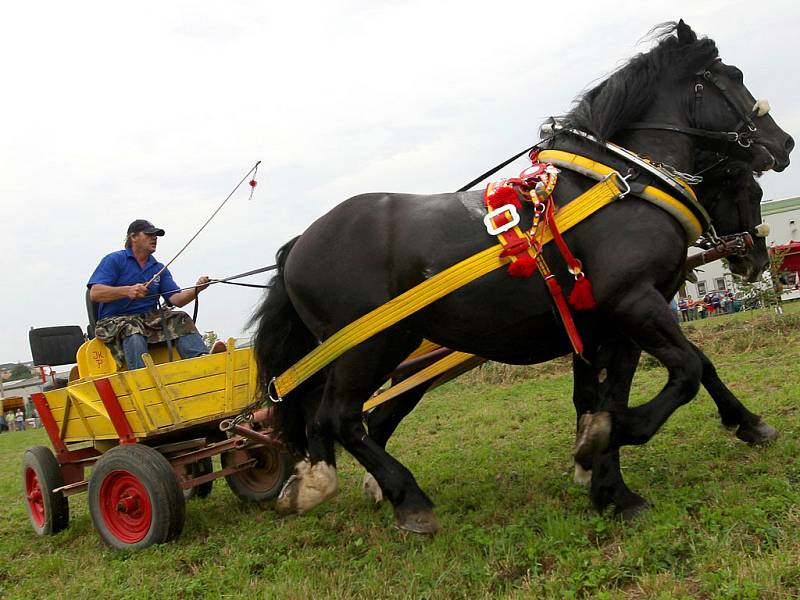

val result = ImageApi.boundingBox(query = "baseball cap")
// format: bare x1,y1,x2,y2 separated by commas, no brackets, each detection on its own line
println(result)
127,219,165,236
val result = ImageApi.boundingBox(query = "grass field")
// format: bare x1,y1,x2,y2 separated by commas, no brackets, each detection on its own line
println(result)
1,305,799,599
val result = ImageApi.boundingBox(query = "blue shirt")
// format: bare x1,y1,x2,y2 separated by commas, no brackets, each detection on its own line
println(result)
88,249,181,319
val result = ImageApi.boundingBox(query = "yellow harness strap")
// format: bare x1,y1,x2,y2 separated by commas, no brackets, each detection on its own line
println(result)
538,150,706,241
272,175,625,399
362,351,479,412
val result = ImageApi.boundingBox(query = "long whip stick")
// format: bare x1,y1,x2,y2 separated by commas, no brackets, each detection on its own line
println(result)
143,160,261,287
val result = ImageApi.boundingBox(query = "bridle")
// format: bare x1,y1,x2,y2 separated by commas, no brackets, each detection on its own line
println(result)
624,58,769,149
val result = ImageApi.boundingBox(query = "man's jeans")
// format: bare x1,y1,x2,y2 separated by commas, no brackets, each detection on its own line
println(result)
122,333,208,370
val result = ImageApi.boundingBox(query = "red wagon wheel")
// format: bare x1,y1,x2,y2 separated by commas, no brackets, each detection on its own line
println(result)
22,446,69,536
88,444,185,550
221,445,293,502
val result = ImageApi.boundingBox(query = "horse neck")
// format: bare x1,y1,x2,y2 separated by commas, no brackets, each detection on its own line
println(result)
613,130,696,174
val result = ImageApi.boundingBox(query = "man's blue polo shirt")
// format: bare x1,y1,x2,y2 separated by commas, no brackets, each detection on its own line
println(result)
87,249,181,319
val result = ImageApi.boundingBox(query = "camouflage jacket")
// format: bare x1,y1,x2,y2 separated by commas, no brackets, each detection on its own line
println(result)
94,307,200,368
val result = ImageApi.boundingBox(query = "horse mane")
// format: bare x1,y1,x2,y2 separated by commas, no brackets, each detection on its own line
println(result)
563,21,719,140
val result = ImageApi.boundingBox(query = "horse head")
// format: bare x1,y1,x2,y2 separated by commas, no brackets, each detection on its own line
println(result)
568,20,794,175
671,21,794,172
695,154,769,281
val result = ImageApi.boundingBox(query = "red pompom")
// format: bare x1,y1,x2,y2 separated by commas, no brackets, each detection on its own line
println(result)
488,185,521,210
507,253,537,277
568,275,597,310
249,179,258,188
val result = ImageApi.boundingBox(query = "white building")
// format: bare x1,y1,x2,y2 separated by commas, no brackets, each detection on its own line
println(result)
682,195,800,298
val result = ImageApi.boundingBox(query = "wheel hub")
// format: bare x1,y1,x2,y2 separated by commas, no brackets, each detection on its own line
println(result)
99,470,152,544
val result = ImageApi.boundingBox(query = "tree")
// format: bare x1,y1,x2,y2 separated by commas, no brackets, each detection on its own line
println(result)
730,246,789,313
202,331,218,349
10,363,32,379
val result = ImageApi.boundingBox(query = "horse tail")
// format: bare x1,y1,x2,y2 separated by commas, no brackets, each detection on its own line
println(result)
250,236,315,455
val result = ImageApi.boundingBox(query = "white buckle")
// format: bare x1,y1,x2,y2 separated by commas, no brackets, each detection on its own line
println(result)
484,204,520,235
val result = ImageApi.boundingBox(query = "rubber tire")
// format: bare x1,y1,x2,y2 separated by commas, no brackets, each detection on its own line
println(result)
88,444,185,550
183,457,214,500
22,446,69,536
221,445,293,502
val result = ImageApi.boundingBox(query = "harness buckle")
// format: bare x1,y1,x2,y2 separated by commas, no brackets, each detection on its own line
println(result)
604,170,632,198
484,204,521,235
267,377,283,403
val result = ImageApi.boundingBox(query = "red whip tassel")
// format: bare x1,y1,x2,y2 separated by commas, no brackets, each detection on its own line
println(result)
569,275,597,310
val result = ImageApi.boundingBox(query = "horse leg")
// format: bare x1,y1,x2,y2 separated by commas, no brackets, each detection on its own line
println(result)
571,348,599,486
689,342,779,444
572,339,649,517
362,383,433,503
574,288,703,454
275,382,341,515
281,331,438,532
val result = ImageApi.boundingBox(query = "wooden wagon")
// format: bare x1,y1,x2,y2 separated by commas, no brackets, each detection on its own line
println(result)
23,330,292,550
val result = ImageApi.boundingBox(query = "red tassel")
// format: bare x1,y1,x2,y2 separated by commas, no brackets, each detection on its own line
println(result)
507,253,537,277
249,179,258,188
488,185,521,210
569,275,597,310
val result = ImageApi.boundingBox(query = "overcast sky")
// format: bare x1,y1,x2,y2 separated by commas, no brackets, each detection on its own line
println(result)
1,1,798,363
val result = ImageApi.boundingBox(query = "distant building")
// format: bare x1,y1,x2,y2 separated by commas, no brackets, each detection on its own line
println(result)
0,376,45,416
681,195,800,298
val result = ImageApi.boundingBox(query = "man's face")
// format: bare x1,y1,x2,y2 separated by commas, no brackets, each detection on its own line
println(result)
131,231,158,254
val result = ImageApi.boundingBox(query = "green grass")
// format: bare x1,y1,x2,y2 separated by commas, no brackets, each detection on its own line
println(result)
2,307,799,599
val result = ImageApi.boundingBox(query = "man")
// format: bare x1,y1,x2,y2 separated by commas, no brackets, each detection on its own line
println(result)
87,219,211,370
677,296,689,322
15,408,25,431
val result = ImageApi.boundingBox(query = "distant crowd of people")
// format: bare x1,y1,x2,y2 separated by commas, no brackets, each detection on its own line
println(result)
0,408,38,433
677,291,739,322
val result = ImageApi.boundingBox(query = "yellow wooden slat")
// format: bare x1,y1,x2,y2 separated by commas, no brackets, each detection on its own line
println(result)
120,371,156,433
224,338,235,412
142,353,180,425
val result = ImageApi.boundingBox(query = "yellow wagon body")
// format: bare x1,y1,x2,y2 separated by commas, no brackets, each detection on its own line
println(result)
44,339,257,444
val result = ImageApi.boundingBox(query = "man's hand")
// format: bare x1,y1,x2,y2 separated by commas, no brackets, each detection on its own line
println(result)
195,276,211,293
127,283,149,299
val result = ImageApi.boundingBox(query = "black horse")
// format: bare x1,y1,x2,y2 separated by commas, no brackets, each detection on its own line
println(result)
361,156,777,519
252,22,793,533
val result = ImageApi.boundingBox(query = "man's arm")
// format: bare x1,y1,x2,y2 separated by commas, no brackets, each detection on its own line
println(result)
89,283,149,303
166,276,210,308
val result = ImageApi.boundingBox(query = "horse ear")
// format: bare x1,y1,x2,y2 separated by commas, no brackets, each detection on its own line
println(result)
676,19,697,44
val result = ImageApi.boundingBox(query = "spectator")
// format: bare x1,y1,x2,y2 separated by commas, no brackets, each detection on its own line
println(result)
687,295,696,321
678,296,689,322
15,408,25,432
0,412,6,433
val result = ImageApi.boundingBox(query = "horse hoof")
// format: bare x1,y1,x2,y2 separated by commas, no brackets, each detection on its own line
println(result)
274,460,338,515
394,507,439,535
736,419,779,445
275,475,300,515
573,463,592,487
362,472,384,504
573,412,611,463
